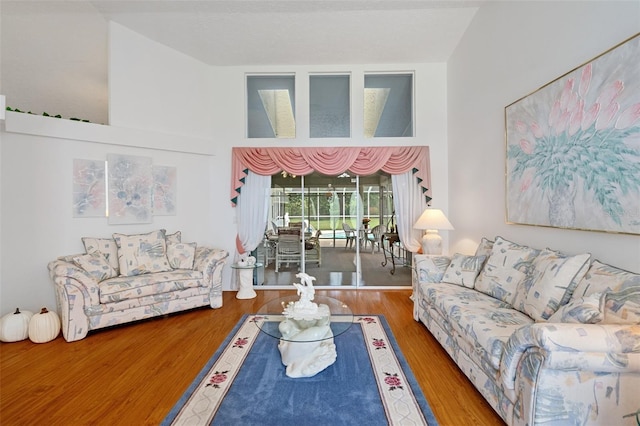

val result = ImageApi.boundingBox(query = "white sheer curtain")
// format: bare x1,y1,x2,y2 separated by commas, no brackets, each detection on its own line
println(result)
391,171,428,253
233,171,271,289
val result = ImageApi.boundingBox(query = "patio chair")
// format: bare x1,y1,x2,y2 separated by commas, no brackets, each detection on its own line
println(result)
304,230,322,267
342,222,356,249
275,229,302,272
263,233,277,267
367,224,388,253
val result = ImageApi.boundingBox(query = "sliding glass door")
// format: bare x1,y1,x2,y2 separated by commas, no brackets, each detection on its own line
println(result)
260,171,407,288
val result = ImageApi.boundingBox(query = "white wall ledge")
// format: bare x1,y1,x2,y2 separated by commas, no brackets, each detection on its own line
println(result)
3,111,216,156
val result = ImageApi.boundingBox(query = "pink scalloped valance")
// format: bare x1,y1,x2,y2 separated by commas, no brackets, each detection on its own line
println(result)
231,146,431,206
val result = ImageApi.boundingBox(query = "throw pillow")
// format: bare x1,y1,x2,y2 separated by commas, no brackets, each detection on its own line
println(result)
167,242,197,269
414,256,452,284
513,249,591,321
72,251,118,282
82,237,120,274
442,253,487,288
602,288,640,325
165,230,182,244
547,292,604,324
474,237,494,259
573,260,640,298
474,236,539,305
113,230,171,276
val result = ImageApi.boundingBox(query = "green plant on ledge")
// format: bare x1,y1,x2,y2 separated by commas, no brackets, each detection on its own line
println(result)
5,106,91,123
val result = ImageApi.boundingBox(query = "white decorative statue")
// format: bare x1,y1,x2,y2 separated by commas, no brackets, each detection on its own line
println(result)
288,273,317,314
278,273,336,378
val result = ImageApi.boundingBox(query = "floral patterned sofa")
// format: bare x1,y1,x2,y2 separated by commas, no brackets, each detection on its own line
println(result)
48,230,228,342
412,236,640,425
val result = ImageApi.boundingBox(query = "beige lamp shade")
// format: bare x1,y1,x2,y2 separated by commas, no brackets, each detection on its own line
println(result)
413,209,454,255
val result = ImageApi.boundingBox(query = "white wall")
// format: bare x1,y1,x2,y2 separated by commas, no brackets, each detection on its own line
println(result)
116,57,451,288
13,2,635,315
448,1,640,271
208,63,450,267
108,22,215,139
0,21,227,314
0,115,220,314
1,22,450,314
0,3,109,124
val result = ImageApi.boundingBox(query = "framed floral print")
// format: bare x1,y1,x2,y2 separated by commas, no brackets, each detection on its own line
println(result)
152,165,177,215
107,154,153,224
72,159,106,217
505,33,640,234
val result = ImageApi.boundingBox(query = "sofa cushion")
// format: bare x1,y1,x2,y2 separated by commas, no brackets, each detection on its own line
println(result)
113,230,172,276
547,292,604,324
474,237,494,258
73,252,118,282
603,288,640,324
573,260,640,298
475,237,539,305
420,282,532,370
99,270,203,304
167,242,197,269
442,253,487,288
512,249,591,321
452,305,533,371
422,282,513,318
82,236,120,274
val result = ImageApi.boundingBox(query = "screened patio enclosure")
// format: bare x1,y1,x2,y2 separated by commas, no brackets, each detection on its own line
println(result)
269,171,394,247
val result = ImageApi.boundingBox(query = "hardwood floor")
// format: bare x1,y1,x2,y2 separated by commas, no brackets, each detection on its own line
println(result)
0,290,505,425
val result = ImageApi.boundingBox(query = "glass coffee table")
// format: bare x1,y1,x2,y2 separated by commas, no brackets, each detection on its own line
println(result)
255,295,353,378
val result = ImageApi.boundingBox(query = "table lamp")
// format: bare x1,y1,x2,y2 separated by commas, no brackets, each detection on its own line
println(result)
413,208,454,255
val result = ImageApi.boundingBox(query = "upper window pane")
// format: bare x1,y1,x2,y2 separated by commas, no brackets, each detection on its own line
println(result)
309,75,350,138
364,74,413,137
247,75,295,138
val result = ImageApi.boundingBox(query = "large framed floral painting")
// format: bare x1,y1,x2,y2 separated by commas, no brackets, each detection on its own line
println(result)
107,154,153,224
506,33,640,235
152,165,177,215
72,159,106,217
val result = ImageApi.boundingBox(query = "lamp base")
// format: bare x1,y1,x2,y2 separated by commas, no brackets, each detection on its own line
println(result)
421,230,443,255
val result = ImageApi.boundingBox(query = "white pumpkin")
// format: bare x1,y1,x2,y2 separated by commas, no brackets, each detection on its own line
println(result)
28,307,61,343
0,308,34,342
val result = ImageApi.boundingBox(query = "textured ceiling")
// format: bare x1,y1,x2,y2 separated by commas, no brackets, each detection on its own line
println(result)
89,0,482,65
1,0,481,123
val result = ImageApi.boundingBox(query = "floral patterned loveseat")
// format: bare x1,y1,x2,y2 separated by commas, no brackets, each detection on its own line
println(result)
412,236,640,425
48,230,228,342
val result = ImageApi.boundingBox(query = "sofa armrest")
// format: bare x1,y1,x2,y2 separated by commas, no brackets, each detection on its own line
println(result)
193,247,229,273
48,258,101,306
48,258,102,342
193,247,229,308
500,323,640,390
412,255,452,320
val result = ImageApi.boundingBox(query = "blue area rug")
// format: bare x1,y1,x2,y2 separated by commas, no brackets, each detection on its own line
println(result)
163,315,438,425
